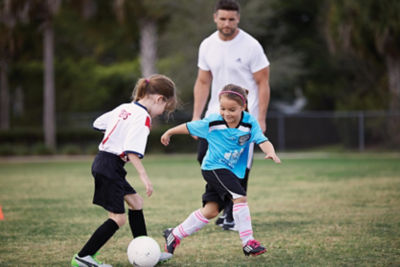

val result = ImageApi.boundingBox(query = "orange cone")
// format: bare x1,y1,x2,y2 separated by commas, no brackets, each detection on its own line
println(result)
0,205,4,220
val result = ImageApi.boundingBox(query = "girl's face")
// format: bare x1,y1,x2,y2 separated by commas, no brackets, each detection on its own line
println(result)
219,95,245,127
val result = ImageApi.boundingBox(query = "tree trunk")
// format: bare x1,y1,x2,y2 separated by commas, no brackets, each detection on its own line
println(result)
385,55,400,146
0,61,10,130
43,19,56,149
139,19,157,77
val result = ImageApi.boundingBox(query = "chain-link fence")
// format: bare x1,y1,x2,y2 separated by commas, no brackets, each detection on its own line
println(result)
265,111,400,151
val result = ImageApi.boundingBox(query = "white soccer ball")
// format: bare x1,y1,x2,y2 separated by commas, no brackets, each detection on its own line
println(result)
127,236,161,267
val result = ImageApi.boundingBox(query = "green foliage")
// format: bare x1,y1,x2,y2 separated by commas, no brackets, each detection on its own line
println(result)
56,58,141,112
2,0,399,144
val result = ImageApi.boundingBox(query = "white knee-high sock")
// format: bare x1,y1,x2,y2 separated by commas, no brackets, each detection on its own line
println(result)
233,202,254,245
172,209,209,240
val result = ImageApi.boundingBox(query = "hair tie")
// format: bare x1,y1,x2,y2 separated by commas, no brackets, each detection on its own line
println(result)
219,90,245,104
145,79,149,84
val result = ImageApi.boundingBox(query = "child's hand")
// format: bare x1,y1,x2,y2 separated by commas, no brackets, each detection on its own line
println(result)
144,180,153,197
161,132,171,146
265,153,281,163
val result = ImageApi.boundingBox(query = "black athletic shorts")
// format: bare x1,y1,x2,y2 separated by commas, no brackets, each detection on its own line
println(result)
201,169,247,211
91,151,136,213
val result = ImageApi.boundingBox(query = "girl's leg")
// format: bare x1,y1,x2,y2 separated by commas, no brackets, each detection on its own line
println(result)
232,197,266,256
125,193,147,238
164,202,219,254
172,201,218,240
78,213,123,257
232,196,254,245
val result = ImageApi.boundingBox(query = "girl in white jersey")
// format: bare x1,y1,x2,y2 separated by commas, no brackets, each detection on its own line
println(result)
160,84,280,258
71,74,177,267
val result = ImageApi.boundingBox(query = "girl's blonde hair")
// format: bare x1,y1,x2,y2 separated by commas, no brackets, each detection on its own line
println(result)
219,84,248,107
133,74,177,113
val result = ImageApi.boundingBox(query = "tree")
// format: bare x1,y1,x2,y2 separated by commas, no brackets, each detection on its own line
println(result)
323,0,400,144
324,0,400,110
113,0,169,77
36,0,61,149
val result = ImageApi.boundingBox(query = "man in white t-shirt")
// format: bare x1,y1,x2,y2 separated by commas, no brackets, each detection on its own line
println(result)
191,0,271,230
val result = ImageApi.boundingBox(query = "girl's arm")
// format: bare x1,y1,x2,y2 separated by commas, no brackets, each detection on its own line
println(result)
259,141,281,163
127,153,153,197
161,123,190,146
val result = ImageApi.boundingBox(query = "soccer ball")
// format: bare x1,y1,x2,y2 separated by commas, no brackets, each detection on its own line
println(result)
127,236,161,267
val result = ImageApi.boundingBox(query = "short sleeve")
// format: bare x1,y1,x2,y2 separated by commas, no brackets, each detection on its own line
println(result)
250,118,268,144
249,42,270,73
93,110,113,131
187,119,210,139
197,39,210,71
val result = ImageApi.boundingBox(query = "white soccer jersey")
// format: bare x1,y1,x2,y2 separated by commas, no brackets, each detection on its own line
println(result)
93,102,151,160
198,29,270,118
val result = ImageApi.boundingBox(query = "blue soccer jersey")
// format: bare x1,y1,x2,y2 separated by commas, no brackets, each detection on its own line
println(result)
187,112,268,178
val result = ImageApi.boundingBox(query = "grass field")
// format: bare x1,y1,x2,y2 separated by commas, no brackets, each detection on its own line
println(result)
0,153,400,266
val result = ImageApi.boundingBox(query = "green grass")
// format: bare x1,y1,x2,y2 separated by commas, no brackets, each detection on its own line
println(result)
0,153,399,266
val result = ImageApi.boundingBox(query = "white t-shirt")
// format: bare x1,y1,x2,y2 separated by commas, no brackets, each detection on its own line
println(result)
93,102,151,159
198,29,270,118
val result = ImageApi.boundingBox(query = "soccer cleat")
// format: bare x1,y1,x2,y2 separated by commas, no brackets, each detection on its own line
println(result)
242,240,267,256
163,228,180,254
159,252,173,262
71,253,112,267
215,215,225,226
222,219,238,231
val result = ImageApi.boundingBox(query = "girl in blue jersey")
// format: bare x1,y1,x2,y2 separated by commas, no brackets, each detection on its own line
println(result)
71,74,177,267
161,84,281,257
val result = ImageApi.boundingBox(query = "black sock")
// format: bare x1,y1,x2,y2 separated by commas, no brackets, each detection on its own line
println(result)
128,209,147,238
78,219,119,257
224,202,234,222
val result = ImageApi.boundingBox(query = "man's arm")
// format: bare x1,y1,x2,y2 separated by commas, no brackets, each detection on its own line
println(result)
253,66,270,133
192,69,212,121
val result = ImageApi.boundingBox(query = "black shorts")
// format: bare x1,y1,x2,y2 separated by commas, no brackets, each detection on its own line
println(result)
201,169,247,211
91,151,136,213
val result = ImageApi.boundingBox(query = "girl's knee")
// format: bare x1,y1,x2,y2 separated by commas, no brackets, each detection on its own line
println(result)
233,196,247,204
201,202,220,219
109,213,126,227
126,194,144,210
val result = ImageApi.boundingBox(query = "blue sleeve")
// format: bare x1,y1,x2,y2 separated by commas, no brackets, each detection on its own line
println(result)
187,119,209,139
250,118,268,144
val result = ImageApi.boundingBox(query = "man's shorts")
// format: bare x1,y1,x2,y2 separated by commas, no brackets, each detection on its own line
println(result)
201,169,247,211
91,151,136,213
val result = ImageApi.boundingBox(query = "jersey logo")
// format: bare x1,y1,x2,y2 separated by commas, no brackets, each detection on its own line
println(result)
238,134,250,145
221,148,244,168
119,109,131,120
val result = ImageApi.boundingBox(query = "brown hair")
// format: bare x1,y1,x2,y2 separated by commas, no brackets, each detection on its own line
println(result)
215,0,240,13
133,74,177,113
219,84,248,107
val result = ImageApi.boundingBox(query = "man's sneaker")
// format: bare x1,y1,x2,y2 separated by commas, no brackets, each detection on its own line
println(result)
215,215,225,226
222,219,238,231
71,253,112,267
163,228,180,254
159,252,173,262
242,240,267,256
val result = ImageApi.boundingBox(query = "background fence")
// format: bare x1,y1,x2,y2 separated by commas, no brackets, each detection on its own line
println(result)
1,110,399,155
266,111,400,151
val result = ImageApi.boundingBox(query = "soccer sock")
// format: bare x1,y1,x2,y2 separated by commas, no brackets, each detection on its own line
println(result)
172,209,209,240
233,202,254,246
128,209,147,238
78,218,119,257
